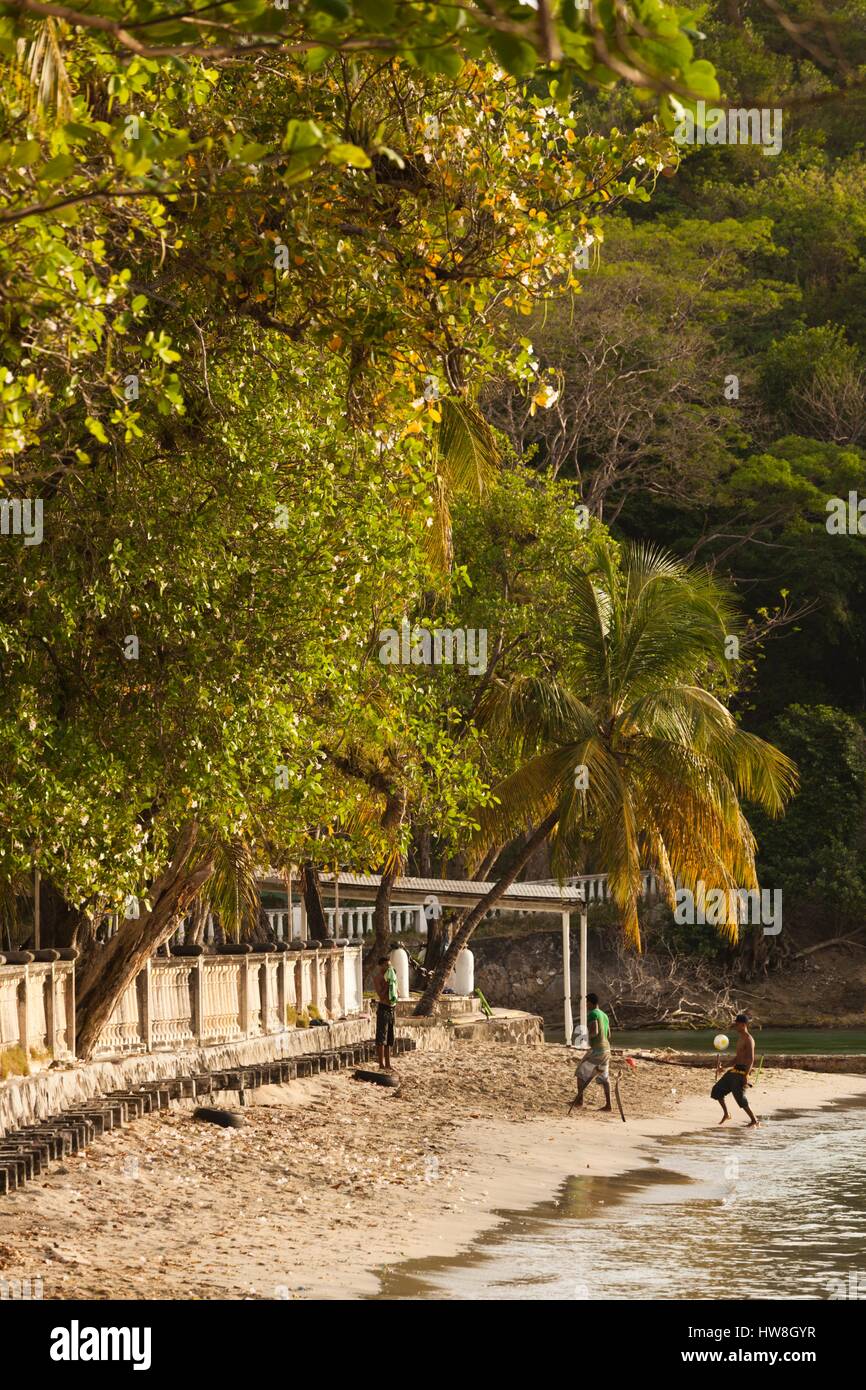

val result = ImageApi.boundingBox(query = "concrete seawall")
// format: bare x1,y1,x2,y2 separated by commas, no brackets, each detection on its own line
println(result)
626,1049,866,1075
1,1007,544,1135
0,1017,375,1135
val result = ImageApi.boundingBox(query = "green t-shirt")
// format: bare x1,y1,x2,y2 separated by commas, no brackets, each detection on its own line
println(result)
384,965,398,1006
588,1007,611,1058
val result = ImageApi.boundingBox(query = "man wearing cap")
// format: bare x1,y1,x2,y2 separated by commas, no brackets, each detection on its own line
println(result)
573,992,613,1112
711,1012,759,1127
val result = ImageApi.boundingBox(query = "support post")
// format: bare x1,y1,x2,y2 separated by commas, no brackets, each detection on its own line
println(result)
137,960,153,1052
278,952,288,1030
239,957,251,1036
259,958,271,1035
16,969,31,1066
580,907,588,1041
33,867,40,950
561,911,573,1043
191,956,205,1042
46,964,58,1058
355,947,364,1016
66,965,76,1061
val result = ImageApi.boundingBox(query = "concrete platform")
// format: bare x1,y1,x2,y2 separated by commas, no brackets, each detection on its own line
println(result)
395,994,477,1018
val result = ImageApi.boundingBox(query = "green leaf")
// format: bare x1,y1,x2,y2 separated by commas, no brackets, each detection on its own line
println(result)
85,417,110,444
327,143,372,169
39,154,77,182
489,34,538,77
355,0,396,24
312,0,350,17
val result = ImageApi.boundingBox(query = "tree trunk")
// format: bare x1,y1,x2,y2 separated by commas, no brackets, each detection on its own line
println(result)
363,789,406,975
418,827,432,877
414,811,559,1016
301,862,328,941
423,905,452,971
373,861,398,956
75,824,214,1059
363,860,399,982
37,879,88,949
188,897,210,946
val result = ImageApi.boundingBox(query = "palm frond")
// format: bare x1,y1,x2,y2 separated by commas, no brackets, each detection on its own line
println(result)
16,20,73,122
194,836,260,941
436,397,500,500
475,674,596,756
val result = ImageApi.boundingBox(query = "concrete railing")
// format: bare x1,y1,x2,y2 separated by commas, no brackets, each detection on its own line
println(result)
0,946,364,1069
0,959,76,1068
93,945,365,1060
263,904,427,941
526,871,661,904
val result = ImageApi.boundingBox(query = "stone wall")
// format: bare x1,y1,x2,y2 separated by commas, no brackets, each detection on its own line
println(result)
0,1016,376,1136
473,928,576,1023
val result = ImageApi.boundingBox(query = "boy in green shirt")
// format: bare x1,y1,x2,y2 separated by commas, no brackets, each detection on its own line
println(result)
573,991,613,1111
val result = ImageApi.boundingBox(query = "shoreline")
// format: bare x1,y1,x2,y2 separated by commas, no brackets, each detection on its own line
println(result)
1,1044,865,1301
358,1068,866,1301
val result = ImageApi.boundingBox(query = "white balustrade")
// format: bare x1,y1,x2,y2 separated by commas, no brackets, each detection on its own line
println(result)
95,977,143,1056
92,947,366,1055
0,965,25,1059
0,960,76,1068
150,961,197,1050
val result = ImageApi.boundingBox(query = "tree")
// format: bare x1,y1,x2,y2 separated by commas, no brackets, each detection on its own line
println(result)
484,214,792,520
1,9,720,1051
751,704,866,930
415,540,796,1013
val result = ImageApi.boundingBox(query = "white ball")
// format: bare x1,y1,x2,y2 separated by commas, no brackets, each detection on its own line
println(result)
713,1033,729,1052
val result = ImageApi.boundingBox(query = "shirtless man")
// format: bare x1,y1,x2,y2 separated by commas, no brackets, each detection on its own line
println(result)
711,1012,759,1127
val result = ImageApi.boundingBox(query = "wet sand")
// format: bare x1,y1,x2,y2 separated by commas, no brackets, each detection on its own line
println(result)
1,1043,864,1300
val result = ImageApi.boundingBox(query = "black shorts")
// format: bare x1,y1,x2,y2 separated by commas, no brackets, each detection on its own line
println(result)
711,1068,749,1109
375,1002,395,1048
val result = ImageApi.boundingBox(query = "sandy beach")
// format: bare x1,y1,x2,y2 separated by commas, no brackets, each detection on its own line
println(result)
1,1042,865,1301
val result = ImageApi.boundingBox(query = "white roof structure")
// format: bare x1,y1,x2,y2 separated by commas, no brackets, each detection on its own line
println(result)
258,870,585,913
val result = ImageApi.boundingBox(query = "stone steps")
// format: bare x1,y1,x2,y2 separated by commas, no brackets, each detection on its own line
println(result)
0,1035,415,1196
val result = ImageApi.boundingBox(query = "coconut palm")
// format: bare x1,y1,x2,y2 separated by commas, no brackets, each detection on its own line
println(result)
414,540,798,1015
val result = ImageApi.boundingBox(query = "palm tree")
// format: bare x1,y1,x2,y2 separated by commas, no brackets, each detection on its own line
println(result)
428,397,500,568
414,541,797,1015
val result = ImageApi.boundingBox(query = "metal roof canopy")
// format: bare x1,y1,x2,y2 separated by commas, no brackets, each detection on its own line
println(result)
258,870,588,1043
258,871,584,913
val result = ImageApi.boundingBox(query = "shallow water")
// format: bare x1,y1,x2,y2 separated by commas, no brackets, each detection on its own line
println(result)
377,1096,866,1300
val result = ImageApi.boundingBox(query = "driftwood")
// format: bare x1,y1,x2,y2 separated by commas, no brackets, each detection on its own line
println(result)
792,933,866,960
606,948,754,1029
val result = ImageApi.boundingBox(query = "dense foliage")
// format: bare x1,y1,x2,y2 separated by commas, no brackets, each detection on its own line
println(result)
1,2,865,1041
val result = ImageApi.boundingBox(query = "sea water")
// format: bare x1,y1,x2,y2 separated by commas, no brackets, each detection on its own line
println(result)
377,1097,866,1300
